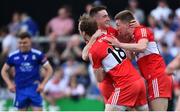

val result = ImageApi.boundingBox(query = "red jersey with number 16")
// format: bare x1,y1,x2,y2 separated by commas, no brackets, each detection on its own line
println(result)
89,34,141,88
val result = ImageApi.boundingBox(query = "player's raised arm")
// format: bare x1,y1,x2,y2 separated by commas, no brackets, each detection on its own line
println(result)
1,63,15,92
165,54,180,74
82,30,103,61
104,35,148,52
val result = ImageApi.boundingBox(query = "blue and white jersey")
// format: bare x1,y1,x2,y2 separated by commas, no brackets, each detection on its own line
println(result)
6,48,48,88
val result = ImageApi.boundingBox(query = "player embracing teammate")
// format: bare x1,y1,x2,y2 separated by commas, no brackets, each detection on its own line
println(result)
103,10,173,111
81,6,173,111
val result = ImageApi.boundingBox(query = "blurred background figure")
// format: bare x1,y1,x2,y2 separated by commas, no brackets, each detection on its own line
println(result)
61,34,83,62
160,42,174,65
65,75,85,101
157,22,175,49
45,5,74,39
19,12,39,37
0,26,18,57
44,67,67,111
147,15,162,41
167,13,180,32
84,3,93,15
8,12,21,35
150,0,172,22
0,28,16,111
170,30,180,57
61,56,80,86
127,0,145,24
46,37,62,67
73,64,90,89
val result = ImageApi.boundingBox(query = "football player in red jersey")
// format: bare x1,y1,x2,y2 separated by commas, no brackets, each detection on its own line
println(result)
81,5,138,104
82,6,117,103
78,14,148,111
104,10,173,111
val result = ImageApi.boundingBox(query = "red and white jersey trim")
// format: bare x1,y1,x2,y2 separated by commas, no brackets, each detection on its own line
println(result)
136,42,160,60
111,88,120,105
152,78,160,98
102,50,119,72
140,28,147,37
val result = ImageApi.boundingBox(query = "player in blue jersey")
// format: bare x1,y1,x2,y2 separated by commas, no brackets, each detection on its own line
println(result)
1,32,53,111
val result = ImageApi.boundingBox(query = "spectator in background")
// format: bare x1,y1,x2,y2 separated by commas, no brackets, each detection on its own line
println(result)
66,75,85,101
45,5,74,39
0,27,16,103
165,54,180,111
150,0,172,22
147,15,162,40
74,64,90,88
61,56,81,88
0,26,18,56
158,22,175,48
170,30,180,57
85,3,93,15
43,67,67,111
61,34,83,62
86,64,101,100
46,37,61,67
175,1,180,19
176,9,180,19
160,42,174,65
19,12,39,36
167,13,180,32
127,0,145,24
8,12,21,35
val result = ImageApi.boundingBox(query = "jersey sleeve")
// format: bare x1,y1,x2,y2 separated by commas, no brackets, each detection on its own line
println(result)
89,42,107,69
38,53,48,66
89,52,102,69
6,56,14,66
134,27,150,42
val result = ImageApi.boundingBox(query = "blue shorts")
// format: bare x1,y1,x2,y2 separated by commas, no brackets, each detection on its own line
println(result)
14,84,42,109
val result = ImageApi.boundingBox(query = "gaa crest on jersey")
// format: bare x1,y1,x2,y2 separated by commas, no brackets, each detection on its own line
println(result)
32,55,36,60
14,56,20,60
23,55,28,60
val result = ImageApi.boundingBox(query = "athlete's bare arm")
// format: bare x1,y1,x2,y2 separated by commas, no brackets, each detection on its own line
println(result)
1,63,15,92
165,54,180,74
37,61,53,92
82,30,103,61
104,36,148,52
93,67,106,82
82,38,96,61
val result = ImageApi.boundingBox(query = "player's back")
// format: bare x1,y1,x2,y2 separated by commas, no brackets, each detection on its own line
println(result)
7,48,44,88
89,34,141,89
134,26,167,80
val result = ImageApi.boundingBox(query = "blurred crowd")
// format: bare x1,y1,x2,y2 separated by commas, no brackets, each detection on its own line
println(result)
0,0,179,110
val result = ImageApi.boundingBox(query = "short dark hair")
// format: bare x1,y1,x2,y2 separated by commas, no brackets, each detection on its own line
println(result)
163,21,170,28
79,14,98,36
115,10,135,23
158,0,167,4
161,42,168,48
17,32,31,39
0,26,9,34
89,5,107,17
60,5,72,16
